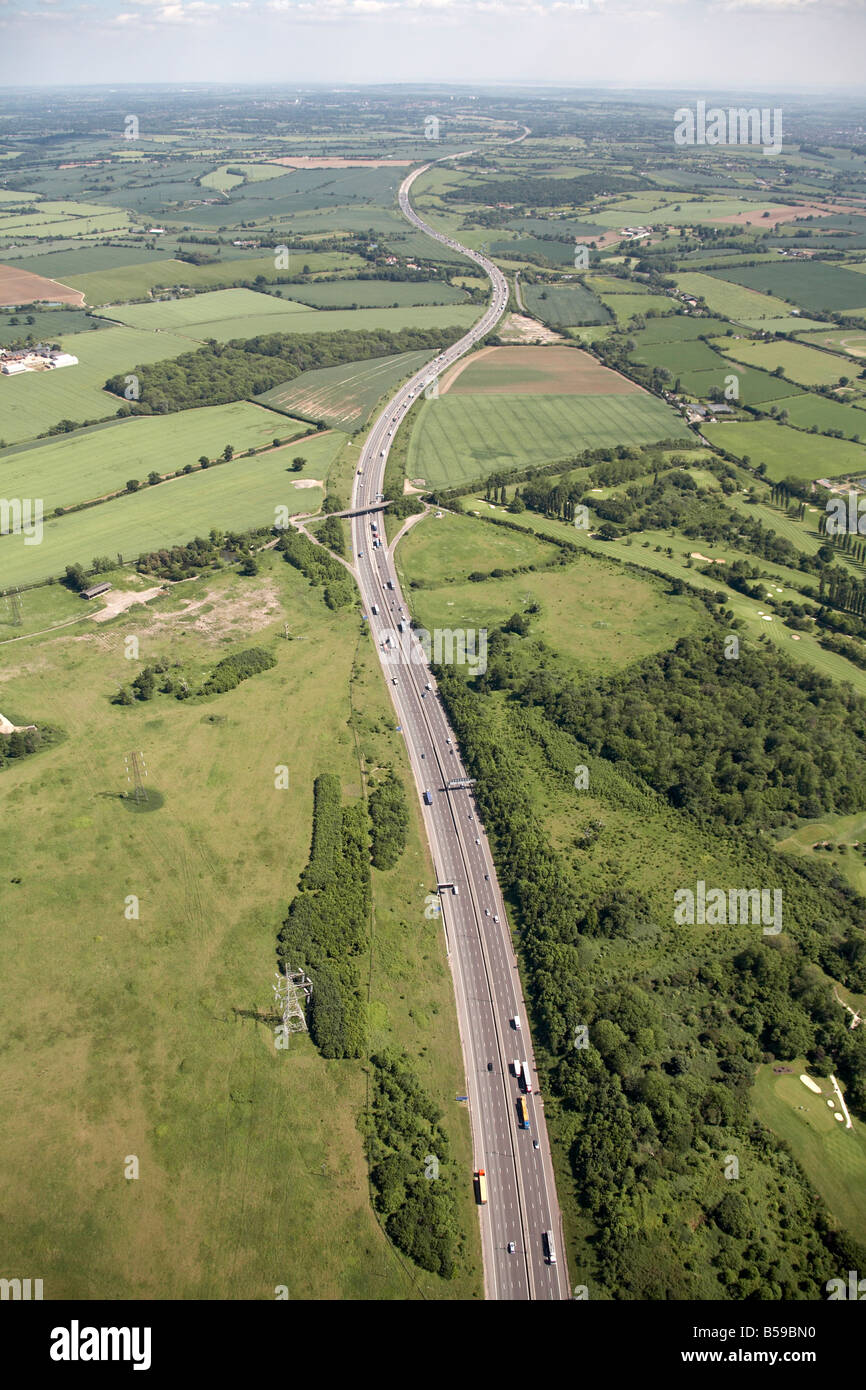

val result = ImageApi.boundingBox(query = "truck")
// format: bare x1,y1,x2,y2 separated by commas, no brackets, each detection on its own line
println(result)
522,1060,532,1094
518,1096,530,1130
386,580,394,590
512,1059,521,1080
475,1170,488,1205
398,620,407,632
543,1230,557,1264
424,790,433,805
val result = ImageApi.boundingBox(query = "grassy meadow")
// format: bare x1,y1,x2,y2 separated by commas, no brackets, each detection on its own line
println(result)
0,552,481,1299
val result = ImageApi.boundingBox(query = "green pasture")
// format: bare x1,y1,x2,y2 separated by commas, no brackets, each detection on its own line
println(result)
0,552,480,1298
0,402,305,512
257,351,436,432
407,392,690,489
709,419,866,481
715,337,853,388
0,324,198,445
674,273,794,321
0,430,345,586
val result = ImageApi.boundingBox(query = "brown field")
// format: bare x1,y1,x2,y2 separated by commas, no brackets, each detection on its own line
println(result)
495,312,564,345
270,157,413,169
441,344,642,396
713,201,860,229
0,263,85,308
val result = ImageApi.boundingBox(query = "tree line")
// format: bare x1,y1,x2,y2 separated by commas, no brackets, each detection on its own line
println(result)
105,326,465,415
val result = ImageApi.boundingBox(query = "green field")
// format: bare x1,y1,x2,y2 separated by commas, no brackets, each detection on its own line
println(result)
0,324,197,445
632,316,732,344
257,351,436,432
599,293,674,323
709,261,866,315
285,279,468,310
0,430,345,586
0,403,306,512
797,326,866,358
674,272,797,321
777,391,866,439
0,551,481,1298
100,287,310,332
0,212,132,241
718,337,853,387
521,282,612,327
99,292,477,344
407,392,690,489
680,362,802,408
485,499,866,697
398,519,707,674
753,1065,866,1246
710,418,866,481
396,509,554,585
0,308,106,345
68,254,360,307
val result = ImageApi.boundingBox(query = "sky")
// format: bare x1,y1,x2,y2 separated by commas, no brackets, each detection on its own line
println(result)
1,0,866,92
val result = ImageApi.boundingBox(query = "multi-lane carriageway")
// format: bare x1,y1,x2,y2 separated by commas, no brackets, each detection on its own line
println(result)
348,155,569,1301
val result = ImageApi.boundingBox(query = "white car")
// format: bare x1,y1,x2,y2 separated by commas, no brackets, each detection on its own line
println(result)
512,1017,520,1030
475,838,480,844
485,909,490,916
507,1242,516,1255
493,915,500,923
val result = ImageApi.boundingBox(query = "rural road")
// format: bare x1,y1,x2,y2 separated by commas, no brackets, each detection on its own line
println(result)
349,149,569,1301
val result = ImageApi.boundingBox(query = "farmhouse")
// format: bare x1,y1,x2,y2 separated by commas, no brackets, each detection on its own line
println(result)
0,347,78,375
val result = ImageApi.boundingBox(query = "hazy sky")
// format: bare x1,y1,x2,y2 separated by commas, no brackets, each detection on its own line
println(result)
1,0,866,92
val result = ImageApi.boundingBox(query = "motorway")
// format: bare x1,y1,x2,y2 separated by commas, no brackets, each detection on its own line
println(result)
349,156,569,1300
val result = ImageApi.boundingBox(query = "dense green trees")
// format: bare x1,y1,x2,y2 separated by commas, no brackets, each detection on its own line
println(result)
0,724,60,771
105,327,463,414
368,770,409,871
433,618,866,1298
202,646,276,695
366,1051,458,1278
278,529,354,609
277,775,369,1059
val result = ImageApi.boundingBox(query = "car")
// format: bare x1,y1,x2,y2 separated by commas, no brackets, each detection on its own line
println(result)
533,1140,539,1150
493,915,500,923
512,1017,520,1030
507,1242,516,1254
475,837,480,844
487,1061,493,1071
358,551,364,558
484,873,489,880
484,908,490,916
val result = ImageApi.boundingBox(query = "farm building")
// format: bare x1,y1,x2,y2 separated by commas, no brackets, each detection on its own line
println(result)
0,347,78,375
80,582,113,601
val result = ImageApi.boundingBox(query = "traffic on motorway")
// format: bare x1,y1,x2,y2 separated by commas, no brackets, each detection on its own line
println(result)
348,157,568,1301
